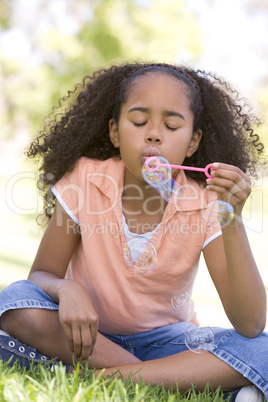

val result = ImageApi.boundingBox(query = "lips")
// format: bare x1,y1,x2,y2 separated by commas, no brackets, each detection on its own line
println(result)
141,147,161,164
142,147,161,158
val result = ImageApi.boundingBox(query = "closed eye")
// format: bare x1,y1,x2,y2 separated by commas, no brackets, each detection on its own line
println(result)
132,121,179,130
165,123,178,131
133,121,147,127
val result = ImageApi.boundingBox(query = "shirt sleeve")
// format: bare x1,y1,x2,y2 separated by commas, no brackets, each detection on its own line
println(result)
202,194,222,250
51,185,80,224
51,160,86,225
202,229,222,249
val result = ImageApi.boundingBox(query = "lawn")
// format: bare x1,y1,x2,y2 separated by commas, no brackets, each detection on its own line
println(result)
0,361,234,401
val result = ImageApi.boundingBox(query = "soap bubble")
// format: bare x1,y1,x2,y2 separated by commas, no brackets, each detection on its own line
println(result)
171,292,191,309
143,156,171,182
122,238,157,273
203,200,234,228
142,156,183,202
184,326,215,354
46,173,55,181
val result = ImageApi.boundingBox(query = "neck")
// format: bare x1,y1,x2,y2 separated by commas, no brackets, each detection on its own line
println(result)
122,180,167,217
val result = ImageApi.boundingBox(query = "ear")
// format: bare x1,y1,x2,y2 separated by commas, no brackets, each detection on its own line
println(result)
186,129,202,157
109,118,120,148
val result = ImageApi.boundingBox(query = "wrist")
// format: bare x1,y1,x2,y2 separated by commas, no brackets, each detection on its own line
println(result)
221,214,244,233
56,279,74,300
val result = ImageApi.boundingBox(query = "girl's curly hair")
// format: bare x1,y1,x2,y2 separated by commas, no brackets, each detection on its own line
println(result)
27,62,266,221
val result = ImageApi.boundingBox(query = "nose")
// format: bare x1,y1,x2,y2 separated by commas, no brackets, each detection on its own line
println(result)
145,129,163,144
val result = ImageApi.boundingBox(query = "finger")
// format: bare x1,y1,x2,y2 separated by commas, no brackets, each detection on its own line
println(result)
61,321,75,354
71,325,82,360
80,324,93,361
212,163,251,185
207,177,251,200
89,320,98,356
206,185,241,206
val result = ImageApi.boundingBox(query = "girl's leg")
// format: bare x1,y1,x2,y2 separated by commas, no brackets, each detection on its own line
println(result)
0,308,140,368
95,351,252,392
0,307,264,395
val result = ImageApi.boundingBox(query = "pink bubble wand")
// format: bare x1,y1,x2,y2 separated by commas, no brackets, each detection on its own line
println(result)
144,156,214,178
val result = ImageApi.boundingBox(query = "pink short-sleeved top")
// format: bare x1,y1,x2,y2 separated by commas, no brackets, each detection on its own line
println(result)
52,157,221,335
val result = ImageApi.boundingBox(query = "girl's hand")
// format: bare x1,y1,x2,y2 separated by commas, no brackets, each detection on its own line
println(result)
206,162,252,217
57,279,99,363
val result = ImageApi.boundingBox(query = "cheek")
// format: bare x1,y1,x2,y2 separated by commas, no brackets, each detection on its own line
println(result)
173,133,192,150
169,137,193,163
119,119,135,134
118,122,140,146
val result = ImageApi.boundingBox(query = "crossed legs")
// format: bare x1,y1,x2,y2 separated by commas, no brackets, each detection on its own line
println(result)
94,350,251,392
0,308,140,368
0,308,251,392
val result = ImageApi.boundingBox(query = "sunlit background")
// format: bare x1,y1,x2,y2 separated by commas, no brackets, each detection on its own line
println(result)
0,0,267,329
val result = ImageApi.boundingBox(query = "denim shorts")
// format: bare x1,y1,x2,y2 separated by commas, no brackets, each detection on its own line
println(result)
0,280,267,398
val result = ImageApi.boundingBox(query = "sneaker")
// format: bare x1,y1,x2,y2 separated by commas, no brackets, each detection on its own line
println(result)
223,385,264,401
0,329,70,372
235,385,264,401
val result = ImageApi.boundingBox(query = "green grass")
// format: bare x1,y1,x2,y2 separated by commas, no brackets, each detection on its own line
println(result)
0,361,231,401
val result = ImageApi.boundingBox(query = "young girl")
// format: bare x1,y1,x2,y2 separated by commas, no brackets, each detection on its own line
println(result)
0,62,267,400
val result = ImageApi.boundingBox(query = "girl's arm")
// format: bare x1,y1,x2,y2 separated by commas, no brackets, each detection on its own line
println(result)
203,163,267,338
28,202,99,361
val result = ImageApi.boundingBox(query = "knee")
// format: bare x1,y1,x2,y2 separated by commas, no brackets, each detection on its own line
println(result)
1,309,46,340
1,310,20,335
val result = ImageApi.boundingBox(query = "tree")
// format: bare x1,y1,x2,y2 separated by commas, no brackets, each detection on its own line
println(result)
0,0,203,141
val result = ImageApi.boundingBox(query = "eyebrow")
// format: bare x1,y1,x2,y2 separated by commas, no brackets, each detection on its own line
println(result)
128,107,185,120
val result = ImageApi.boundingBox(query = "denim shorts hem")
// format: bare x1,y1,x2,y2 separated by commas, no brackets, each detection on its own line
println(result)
0,280,59,319
208,347,268,396
0,300,59,317
103,325,268,398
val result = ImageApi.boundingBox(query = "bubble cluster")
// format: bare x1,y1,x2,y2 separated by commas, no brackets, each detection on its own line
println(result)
203,200,234,228
123,238,157,273
184,326,215,354
171,292,191,309
142,156,182,202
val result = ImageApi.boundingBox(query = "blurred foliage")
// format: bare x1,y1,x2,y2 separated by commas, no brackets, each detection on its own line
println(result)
0,0,203,141
1,0,268,155
0,0,13,30
257,84,268,153
243,0,268,152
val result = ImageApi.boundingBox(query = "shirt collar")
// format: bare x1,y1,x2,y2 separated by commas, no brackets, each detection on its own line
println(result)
87,157,213,212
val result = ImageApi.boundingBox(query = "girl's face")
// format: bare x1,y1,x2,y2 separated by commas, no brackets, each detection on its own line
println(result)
109,72,202,186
